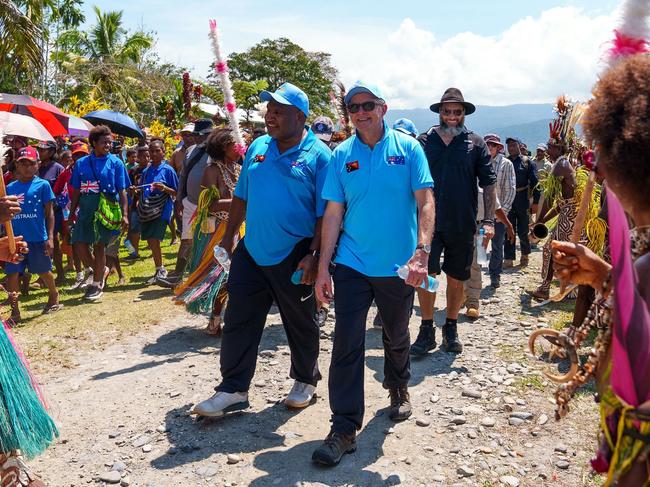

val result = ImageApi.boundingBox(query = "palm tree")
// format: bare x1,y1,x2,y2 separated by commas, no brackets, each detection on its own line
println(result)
0,0,45,92
54,6,153,111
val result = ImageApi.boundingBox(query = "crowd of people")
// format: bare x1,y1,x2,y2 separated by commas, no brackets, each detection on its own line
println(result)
0,60,648,487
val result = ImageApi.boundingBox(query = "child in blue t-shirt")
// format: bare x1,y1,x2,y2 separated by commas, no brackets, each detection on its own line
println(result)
69,125,129,301
5,147,61,322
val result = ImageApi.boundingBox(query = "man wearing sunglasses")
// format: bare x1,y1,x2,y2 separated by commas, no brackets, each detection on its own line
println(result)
313,81,434,466
411,88,497,356
192,83,330,419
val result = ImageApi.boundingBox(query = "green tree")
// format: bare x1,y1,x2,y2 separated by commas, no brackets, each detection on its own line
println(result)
54,6,156,113
216,38,338,116
0,0,48,93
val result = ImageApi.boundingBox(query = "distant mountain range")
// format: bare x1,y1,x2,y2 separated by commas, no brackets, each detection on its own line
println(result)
385,103,555,149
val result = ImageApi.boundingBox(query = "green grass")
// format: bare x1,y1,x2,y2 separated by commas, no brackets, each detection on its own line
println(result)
513,374,547,392
3,230,183,370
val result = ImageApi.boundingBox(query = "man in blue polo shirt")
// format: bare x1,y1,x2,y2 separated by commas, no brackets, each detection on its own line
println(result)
312,81,435,467
192,82,330,418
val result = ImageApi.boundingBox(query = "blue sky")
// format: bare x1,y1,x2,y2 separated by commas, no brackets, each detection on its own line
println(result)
82,0,627,107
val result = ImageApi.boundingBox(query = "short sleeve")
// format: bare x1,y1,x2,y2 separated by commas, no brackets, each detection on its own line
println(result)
233,156,250,201
166,166,179,191
314,147,331,217
42,180,55,203
321,152,345,204
410,142,434,192
114,160,129,191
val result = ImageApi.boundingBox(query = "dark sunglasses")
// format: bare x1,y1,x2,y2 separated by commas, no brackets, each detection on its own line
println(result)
347,101,381,114
441,108,464,116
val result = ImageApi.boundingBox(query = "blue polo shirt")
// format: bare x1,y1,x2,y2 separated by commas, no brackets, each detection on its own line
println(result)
7,177,55,242
234,128,331,266
70,153,129,199
322,126,433,277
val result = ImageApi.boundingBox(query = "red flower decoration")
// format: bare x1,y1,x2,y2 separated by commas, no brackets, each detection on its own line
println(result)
608,29,649,59
582,149,596,170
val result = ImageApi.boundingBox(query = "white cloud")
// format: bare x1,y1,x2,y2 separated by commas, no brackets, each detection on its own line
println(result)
139,5,626,108
331,7,618,107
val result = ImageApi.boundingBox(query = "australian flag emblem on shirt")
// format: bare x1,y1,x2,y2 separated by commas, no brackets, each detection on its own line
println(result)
345,160,359,173
386,155,405,166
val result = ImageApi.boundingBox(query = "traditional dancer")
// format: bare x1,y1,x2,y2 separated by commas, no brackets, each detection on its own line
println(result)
173,128,243,335
528,97,581,300
0,137,58,486
531,4,650,484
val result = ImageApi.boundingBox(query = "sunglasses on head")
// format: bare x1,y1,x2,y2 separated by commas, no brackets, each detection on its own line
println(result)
347,101,381,114
441,108,464,116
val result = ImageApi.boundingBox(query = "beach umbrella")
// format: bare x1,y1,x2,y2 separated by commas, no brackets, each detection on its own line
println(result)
0,112,55,141
0,93,69,137
68,115,94,137
82,110,143,138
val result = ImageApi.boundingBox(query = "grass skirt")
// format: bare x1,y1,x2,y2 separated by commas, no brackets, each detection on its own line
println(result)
0,322,58,459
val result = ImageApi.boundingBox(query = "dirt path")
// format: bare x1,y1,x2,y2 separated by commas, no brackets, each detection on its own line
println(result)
30,249,601,487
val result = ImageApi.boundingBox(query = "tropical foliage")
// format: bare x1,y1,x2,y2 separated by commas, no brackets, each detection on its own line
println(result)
1,1,339,135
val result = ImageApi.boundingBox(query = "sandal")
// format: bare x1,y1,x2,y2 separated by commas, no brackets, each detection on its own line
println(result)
205,315,223,336
42,303,64,314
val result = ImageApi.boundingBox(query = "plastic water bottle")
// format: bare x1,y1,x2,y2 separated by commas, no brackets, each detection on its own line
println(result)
124,239,136,255
476,229,489,266
393,264,439,293
213,245,231,272
291,269,304,285
63,207,70,220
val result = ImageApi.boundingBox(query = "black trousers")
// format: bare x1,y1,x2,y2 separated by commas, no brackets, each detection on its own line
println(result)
505,202,531,260
216,238,321,393
329,264,413,434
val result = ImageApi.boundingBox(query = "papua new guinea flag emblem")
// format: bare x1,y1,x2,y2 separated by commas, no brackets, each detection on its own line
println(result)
345,160,359,173
254,154,265,163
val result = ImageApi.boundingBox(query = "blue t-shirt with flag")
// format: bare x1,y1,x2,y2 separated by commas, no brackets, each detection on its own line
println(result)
234,129,331,266
141,161,178,222
322,125,434,277
7,176,55,242
70,153,129,198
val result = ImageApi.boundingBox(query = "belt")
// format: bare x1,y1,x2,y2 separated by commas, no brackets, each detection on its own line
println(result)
516,186,529,193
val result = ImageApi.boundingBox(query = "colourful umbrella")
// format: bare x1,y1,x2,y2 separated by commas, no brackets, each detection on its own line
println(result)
0,93,69,137
0,112,55,142
82,110,143,138
68,115,94,137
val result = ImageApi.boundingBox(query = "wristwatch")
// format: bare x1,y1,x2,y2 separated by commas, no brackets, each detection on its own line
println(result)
416,244,431,254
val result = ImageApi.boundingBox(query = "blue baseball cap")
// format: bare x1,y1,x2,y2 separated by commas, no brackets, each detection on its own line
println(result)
344,80,385,105
260,82,309,117
392,118,419,137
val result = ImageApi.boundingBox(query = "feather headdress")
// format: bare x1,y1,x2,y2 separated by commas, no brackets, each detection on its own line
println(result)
330,80,353,137
208,20,247,157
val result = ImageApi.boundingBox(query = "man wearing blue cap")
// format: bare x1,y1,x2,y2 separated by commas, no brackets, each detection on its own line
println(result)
312,81,435,466
392,118,419,138
504,137,540,269
192,82,331,418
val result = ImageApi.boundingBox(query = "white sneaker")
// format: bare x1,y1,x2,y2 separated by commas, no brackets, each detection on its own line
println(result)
284,381,316,408
191,391,249,417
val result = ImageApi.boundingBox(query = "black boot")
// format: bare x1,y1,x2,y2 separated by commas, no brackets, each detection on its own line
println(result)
388,385,412,421
410,325,436,355
442,322,463,354
312,430,357,466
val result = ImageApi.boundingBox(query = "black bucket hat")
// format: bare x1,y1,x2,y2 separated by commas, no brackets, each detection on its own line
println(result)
430,87,476,115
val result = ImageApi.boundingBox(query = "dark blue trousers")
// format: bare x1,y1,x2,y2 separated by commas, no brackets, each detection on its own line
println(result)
217,238,321,393
488,222,506,280
329,264,413,434
505,203,531,260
